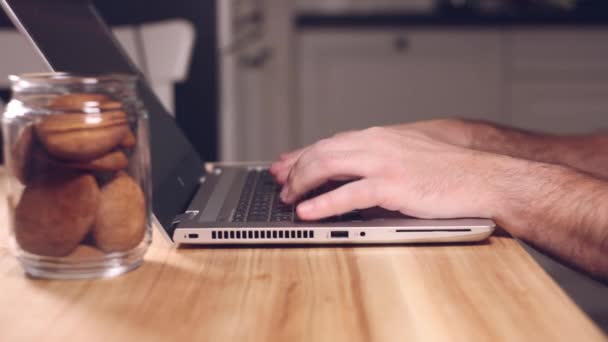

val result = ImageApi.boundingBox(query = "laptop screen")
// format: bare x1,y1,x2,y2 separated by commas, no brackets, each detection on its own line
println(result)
1,0,205,231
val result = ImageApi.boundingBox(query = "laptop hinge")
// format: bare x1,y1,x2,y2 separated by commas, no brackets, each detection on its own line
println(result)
172,210,200,224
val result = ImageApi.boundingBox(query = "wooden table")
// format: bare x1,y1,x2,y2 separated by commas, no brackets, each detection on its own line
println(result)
0,174,605,342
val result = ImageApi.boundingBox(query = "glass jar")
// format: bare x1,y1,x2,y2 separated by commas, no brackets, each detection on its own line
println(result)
2,72,152,279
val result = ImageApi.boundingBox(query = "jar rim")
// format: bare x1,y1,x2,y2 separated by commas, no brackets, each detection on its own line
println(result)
9,72,137,86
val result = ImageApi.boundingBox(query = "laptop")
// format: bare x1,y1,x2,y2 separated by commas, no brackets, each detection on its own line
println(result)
1,0,495,245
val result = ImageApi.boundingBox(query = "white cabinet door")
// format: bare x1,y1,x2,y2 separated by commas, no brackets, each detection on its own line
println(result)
507,29,608,134
297,30,505,146
510,82,608,134
218,0,295,161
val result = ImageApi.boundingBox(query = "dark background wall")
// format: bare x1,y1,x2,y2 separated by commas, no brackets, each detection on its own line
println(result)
0,0,218,161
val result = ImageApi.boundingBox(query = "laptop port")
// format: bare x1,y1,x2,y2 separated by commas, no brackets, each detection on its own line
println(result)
188,233,199,239
330,231,349,238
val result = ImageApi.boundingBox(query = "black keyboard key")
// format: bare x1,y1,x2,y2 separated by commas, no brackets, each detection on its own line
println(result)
232,170,355,224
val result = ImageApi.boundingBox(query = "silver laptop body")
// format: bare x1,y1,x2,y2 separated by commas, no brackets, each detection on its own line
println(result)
2,0,495,245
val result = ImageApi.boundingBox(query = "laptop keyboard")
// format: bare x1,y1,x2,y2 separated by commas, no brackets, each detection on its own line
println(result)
231,169,363,223
233,170,294,222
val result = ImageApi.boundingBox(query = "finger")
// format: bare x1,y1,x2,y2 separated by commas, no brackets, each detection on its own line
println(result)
273,129,376,183
282,150,380,203
279,147,306,161
269,161,288,179
274,136,368,184
272,159,302,184
270,147,310,182
272,156,304,184
296,179,380,220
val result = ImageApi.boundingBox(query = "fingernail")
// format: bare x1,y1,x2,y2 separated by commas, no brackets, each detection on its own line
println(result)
280,187,289,201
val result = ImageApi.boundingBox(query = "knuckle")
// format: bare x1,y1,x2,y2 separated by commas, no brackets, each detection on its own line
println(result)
313,138,334,151
365,126,386,136
332,129,355,140
316,153,336,172
316,149,348,172
338,150,354,162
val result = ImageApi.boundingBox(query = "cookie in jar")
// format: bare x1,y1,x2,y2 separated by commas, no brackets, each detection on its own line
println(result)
2,73,152,279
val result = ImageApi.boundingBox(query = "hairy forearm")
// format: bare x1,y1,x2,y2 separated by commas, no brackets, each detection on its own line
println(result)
466,120,608,179
487,157,608,281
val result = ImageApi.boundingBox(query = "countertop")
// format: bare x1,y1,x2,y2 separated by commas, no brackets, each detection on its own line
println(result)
0,169,605,341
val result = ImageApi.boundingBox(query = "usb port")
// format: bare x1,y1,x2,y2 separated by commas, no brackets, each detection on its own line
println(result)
330,231,349,238
188,233,199,239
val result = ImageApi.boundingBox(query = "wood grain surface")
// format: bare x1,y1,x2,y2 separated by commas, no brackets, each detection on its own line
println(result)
0,171,605,342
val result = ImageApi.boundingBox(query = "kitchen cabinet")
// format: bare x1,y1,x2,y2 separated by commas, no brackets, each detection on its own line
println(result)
510,82,608,134
219,9,608,160
296,28,608,146
507,29,608,134
297,30,505,145
218,0,295,161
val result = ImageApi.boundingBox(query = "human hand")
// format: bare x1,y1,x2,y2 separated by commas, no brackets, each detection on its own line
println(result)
386,118,478,148
273,118,478,176
270,126,510,221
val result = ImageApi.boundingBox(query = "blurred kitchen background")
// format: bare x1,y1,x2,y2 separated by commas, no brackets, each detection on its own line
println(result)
1,0,607,162
220,0,608,161
0,0,606,330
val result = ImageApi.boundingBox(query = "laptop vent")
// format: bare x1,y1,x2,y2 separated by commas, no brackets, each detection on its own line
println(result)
211,230,315,240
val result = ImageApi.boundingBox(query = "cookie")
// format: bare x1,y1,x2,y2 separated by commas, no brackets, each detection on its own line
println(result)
10,125,35,184
66,150,129,172
35,112,129,161
14,173,100,257
120,130,137,148
65,245,107,260
50,93,122,111
36,110,128,131
101,101,123,110
92,173,146,252
10,126,68,185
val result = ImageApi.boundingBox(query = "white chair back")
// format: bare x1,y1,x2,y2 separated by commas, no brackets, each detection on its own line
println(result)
0,19,195,115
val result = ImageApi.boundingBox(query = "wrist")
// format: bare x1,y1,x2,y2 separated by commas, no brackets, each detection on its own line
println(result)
481,155,578,237
435,118,499,150
423,118,479,148
477,155,546,228
465,120,502,151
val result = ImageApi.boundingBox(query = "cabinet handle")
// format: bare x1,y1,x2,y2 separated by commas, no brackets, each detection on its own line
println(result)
239,46,273,69
393,36,410,52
